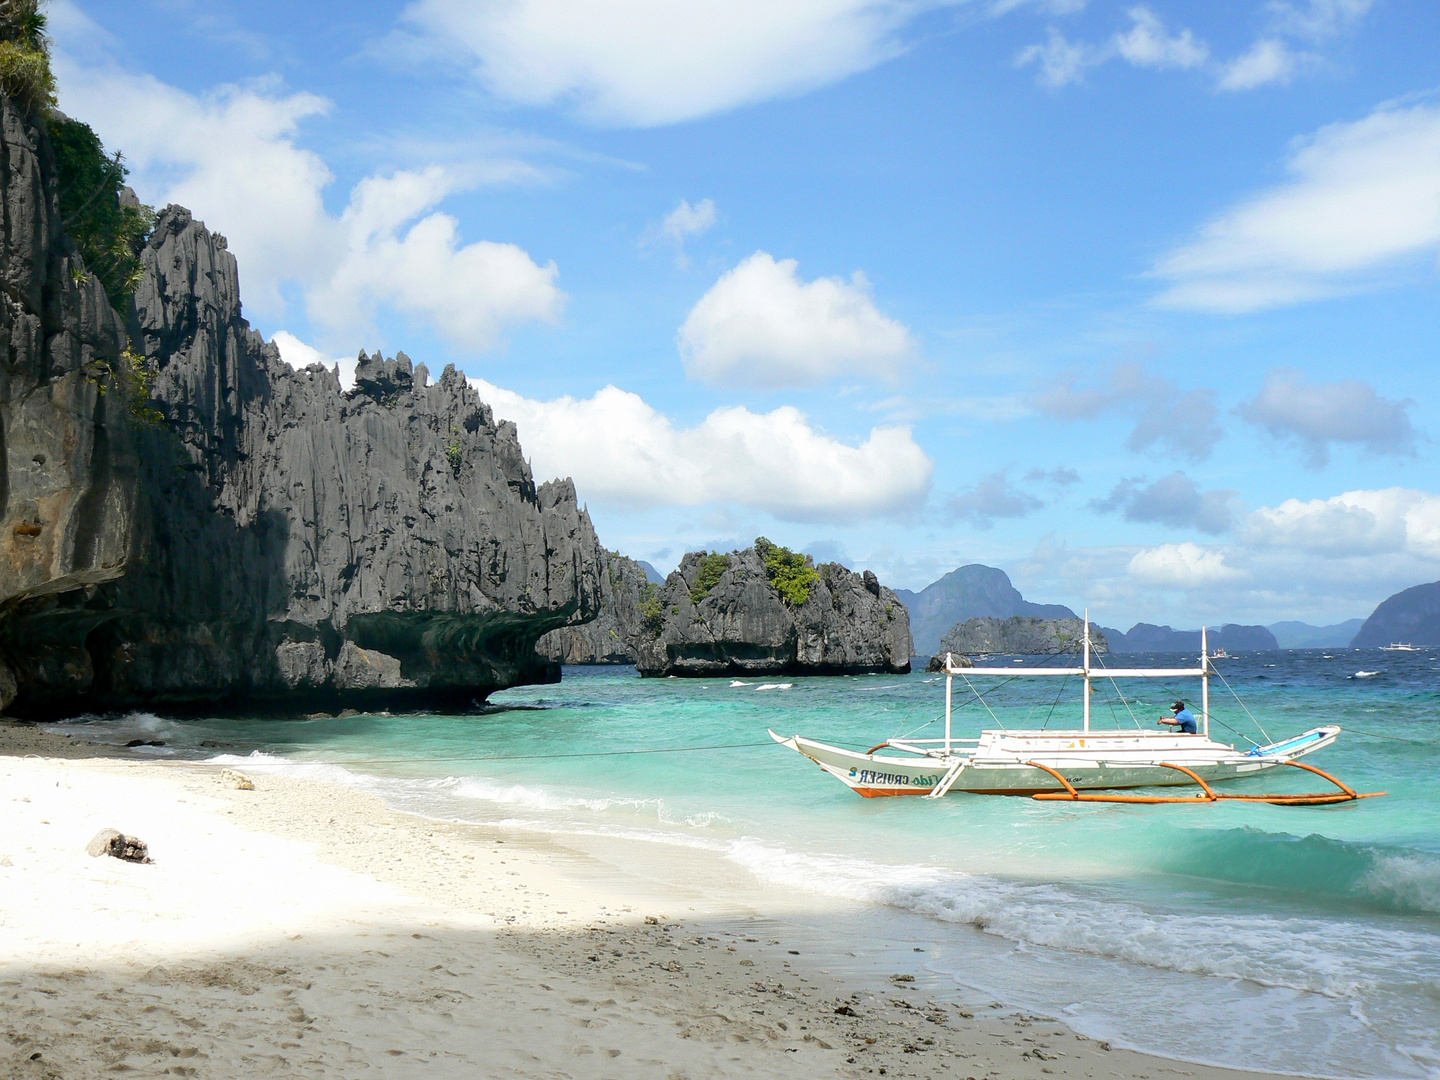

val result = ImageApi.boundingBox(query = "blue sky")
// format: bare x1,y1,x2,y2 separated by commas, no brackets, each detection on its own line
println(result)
50,0,1440,628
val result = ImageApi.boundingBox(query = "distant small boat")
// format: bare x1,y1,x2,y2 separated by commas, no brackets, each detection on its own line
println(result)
1380,642,1420,652
1211,647,1229,659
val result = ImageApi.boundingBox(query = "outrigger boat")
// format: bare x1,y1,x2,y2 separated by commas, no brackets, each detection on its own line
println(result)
772,617,1383,806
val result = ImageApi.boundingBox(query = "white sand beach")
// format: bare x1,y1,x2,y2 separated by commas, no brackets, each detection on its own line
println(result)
1,722,1313,1080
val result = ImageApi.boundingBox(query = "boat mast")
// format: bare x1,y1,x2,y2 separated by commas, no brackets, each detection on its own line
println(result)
1083,609,1091,733
1201,625,1210,737
944,654,953,755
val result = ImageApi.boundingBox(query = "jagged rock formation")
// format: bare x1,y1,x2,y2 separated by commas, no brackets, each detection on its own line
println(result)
1100,623,1278,653
894,565,1075,656
537,551,656,664
0,98,603,716
936,616,1107,657
0,95,136,710
1350,582,1440,647
634,546,911,677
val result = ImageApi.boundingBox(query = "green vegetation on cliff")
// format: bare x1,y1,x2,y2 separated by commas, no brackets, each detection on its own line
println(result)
689,553,731,603
0,3,155,310
638,581,665,636
0,0,55,111
755,536,820,608
50,116,155,310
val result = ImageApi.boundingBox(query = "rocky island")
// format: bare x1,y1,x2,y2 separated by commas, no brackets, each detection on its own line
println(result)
933,616,1107,659
1099,623,1278,652
1350,581,1440,647
0,95,603,717
633,540,911,677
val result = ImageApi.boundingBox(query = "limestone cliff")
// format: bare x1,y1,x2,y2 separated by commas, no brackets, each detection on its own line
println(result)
0,95,136,709
536,551,656,665
0,102,604,716
936,617,1107,657
634,545,911,677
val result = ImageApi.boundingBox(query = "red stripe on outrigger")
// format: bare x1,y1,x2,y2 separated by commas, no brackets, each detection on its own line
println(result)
854,786,935,798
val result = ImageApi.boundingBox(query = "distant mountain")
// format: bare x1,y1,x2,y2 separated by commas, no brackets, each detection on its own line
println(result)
636,560,664,586
895,564,1075,655
1267,619,1366,649
1351,582,1440,647
1104,623,1278,652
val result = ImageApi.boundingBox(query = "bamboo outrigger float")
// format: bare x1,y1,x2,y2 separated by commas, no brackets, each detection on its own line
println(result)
771,615,1383,806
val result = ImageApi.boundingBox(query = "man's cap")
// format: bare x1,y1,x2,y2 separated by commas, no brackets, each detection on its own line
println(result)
1171,701,1185,711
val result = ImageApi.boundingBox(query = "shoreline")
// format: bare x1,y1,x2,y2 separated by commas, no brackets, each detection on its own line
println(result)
2,721,1326,1079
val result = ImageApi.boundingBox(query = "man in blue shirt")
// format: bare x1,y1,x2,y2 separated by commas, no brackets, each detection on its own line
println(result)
1159,700,1198,734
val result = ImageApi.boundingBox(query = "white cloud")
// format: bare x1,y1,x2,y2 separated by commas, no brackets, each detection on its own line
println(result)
1033,363,1222,462
1217,1,1371,94
1114,6,1208,70
647,198,718,268
679,252,915,389
663,198,717,242
1128,542,1242,587
1235,368,1417,467
53,16,562,351
311,168,564,349
1217,39,1297,91
1153,101,1440,312
398,0,961,127
1017,8,1206,87
1015,28,1091,88
468,378,933,522
1021,484,1439,627
1243,488,1440,559
1013,1,1367,97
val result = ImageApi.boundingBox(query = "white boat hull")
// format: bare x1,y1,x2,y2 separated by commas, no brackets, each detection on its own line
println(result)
769,726,1341,798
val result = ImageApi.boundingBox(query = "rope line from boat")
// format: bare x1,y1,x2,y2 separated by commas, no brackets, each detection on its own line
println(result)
1209,661,1273,744
939,646,1083,727
1339,727,1440,746
1090,670,1138,730
885,714,943,743
1090,654,1144,729
152,741,782,768
877,648,1084,748
1039,671,1072,730
959,671,1005,728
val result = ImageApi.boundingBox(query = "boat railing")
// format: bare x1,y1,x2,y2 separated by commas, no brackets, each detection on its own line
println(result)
937,614,1216,752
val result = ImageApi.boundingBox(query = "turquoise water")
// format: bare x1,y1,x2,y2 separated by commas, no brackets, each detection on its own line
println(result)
51,650,1440,1078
